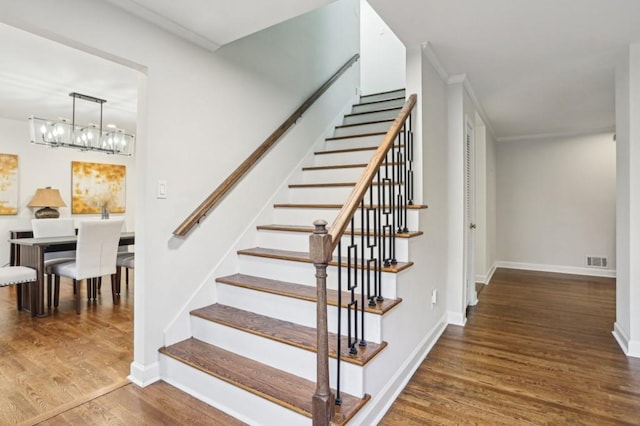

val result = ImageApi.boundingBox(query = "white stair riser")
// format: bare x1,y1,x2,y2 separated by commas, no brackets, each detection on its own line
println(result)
360,90,406,103
237,255,399,299
342,109,400,125
351,98,405,114
256,230,410,262
287,184,404,204
273,207,420,230
191,317,366,397
313,149,376,166
323,134,385,151
215,283,383,343
160,355,309,426
301,167,366,184
332,121,393,138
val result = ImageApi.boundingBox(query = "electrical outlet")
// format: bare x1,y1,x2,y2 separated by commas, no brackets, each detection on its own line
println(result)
431,289,438,304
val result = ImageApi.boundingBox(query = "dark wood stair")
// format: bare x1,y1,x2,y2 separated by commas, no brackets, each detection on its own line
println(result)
191,304,387,365
216,273,402,315
256,224,423,239
237,247,414,273
334,118,394,131
314,144,403,156
325,131,386,141
272,203,428,210
160,338,369,425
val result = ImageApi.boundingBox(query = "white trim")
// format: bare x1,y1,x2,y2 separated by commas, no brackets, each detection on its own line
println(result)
421,42,449,82
447,311,467,326
104,0,221,52
476,262,497,284
613,323,640,358
354,314,448,425
447,73,497,138
496,261,616,278
128,361,160,387
496,126,616,143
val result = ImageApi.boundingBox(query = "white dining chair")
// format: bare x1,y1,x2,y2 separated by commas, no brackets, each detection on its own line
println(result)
0,266,37,312
116,253,134,289
31,218,76,308
50,219,124,313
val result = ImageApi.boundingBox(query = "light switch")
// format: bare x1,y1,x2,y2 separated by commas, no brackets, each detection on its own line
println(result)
157,180,167,199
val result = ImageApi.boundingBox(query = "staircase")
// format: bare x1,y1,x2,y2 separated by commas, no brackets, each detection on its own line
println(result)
159,89,427,425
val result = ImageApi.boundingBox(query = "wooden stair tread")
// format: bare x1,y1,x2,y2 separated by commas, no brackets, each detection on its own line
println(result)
353,96,404,107
160,338,369,424
325,131,387,141
256,224,423,239
335,119,394,130
216,273,402,315
191,304,387,366
273,203,428,210
302,163,367,171
289,181,401,189
315,144,403,155
344,106,401,117
237,247,413,273
361,88,405,98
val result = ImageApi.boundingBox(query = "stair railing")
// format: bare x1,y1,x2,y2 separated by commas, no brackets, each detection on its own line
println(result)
310,94,416,425
173,53,360,237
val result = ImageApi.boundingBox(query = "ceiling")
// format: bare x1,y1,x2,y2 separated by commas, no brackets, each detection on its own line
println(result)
368,0,640,140
2,0,640,141
0,23,139,134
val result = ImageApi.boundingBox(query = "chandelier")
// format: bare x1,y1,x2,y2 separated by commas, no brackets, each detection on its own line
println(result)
29,92,135,156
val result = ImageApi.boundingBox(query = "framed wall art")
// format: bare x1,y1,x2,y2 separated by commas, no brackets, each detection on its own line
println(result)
71,161,126,214
0,153,18,215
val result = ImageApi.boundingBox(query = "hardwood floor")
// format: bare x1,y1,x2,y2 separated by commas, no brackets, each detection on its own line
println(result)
381,268,640,425
0,274,240,425
4,268,639,425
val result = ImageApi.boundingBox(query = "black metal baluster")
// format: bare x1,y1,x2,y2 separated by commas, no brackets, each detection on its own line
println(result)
359,199,366,348
347,217,358,355
407,113,414,207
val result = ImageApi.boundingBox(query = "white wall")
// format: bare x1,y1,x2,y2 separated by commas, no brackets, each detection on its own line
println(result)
0,116,136,265
496,133,616,276
614,42,640,357
1,0,360,384
474,116,497,284
360,0,405,95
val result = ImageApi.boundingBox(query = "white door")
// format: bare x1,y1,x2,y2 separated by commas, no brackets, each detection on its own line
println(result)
465,117,478,307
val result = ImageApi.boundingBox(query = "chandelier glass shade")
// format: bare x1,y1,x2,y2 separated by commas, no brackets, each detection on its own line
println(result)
29,92,134,156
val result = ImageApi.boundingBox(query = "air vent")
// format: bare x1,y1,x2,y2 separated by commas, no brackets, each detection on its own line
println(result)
586,256,608,269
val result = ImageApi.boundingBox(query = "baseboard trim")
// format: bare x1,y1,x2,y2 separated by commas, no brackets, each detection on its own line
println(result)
613,322,640,358
447,311,467,326
495,261,616,278
475,263,497,285
356,314,448,425
128,361,160,387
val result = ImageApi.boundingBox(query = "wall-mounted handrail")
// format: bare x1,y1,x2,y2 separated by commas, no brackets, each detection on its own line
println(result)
327,94,416,251
173,53,360,237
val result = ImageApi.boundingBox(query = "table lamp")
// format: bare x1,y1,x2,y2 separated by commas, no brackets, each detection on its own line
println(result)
28,187,67,218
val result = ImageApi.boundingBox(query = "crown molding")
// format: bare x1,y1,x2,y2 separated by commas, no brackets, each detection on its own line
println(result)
496,126,616,142
421,42,449,82
104,0,221,52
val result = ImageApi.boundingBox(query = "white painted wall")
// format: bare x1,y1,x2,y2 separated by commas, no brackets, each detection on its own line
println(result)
360,0,405,95
0,116,136,265
614,42,640,357
474,116,497,284
496,133,616,277
1,0,360,383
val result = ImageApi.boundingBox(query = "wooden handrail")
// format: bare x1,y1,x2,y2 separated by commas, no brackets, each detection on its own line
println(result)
173,53,360,236
327,93,417,251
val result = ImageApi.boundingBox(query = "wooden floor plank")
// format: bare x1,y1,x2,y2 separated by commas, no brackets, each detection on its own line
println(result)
380,268,640,425
190,303,387,366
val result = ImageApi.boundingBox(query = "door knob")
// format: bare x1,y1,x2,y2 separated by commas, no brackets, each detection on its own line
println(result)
470,223,476,229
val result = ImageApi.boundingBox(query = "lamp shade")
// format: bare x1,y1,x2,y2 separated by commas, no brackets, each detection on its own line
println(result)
28,187,67,218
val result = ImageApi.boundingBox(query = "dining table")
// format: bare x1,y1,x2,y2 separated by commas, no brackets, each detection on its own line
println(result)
8,230,135,317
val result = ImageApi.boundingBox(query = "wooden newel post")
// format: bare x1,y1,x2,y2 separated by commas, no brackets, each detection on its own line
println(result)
309,219,335,426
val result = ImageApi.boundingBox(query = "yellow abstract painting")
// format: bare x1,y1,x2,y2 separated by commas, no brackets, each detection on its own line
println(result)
72,161,126,214
0,153,18,215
